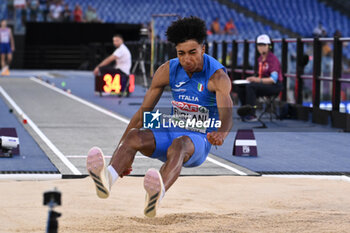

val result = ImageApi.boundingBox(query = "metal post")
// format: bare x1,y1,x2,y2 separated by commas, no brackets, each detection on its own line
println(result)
156,42,161,67
332,36,342,112
295,38,304,104
221,41,227,67
212,41,218,59
231,40,238,80
242,40,249,79
281,38,288,101
254,42,259,74
167,42,176,59
270,40,274,53
312,37,322,109
159,42,165,65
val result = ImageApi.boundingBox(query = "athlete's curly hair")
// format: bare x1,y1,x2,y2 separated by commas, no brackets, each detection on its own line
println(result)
166,16,207,45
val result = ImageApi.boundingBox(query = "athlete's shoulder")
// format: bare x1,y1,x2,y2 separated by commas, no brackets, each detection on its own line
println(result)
204,53,226,76
154,61,170,77
169,57,181,73
169,57,179,65
210,68,229,81
204,53,221,64
159,60,170,70
152,61,170,86
207,69,231,92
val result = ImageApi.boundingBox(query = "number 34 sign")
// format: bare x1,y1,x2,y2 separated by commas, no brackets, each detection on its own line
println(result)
95,73,135,95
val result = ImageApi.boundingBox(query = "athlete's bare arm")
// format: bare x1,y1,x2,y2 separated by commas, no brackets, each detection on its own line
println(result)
207,69,233,145
118,61,170,143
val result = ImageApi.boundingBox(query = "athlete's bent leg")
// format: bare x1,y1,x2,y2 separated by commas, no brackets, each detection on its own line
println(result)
144,136,194,217
161,136,194,190
109,128,156,176
87,128,156,199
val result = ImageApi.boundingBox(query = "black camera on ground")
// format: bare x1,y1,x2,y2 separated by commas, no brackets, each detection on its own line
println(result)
43,189,61,207
43,188,62,233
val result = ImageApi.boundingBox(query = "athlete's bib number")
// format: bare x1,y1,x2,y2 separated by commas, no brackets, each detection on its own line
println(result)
171,101,209,133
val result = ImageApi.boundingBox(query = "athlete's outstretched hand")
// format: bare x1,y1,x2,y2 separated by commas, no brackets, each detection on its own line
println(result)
207,132,225,146
120,167,133,178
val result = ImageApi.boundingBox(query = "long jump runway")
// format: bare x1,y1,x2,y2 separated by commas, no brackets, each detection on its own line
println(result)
0,77,254,177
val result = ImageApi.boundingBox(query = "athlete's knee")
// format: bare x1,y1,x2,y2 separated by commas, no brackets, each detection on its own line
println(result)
123,128,143,148
123,128,154,151
167,136,194,160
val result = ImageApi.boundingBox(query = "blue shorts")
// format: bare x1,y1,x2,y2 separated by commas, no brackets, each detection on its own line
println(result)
149,127,212,167
0,43,12,54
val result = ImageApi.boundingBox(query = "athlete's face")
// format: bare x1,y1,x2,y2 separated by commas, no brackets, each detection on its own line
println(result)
257,44,269,56
113,36,123,48
176,40,205,73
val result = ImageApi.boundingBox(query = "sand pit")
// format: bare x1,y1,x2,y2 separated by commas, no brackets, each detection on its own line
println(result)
1,176,350,233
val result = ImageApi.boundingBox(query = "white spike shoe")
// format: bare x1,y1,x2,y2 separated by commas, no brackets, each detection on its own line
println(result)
86,147,110,199
143,168,165,217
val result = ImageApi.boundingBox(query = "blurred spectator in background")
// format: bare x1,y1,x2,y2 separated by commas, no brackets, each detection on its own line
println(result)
210,17,222,34
39,0,49,22
73,4,84,22
321,41,333,76
224,18,238,35
345,60,350,73
49,0,63,22
333,29,342,37
20,2,27,26
28,0,39,21
322,42,332,57
313,21,327,37
85,5,101,23
62,3,71,22
237,34,282,121
6,0,15,20
14,0,26,8
0,20,15,76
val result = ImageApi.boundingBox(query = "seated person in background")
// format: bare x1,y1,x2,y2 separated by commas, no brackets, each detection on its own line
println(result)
93,34,132,96
210,17,222,34
224,18,238,35
237,34,283,122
